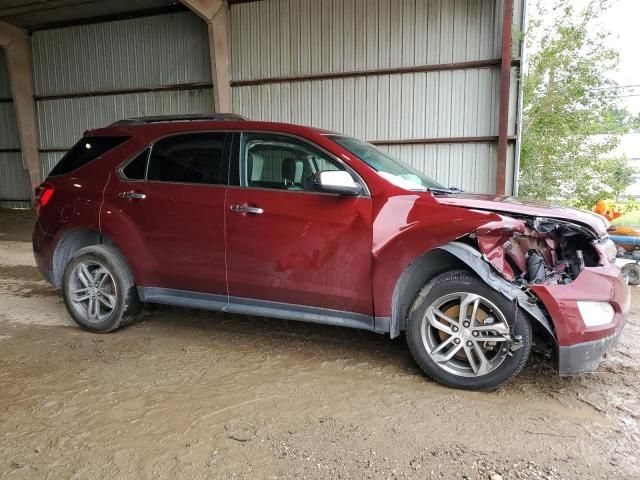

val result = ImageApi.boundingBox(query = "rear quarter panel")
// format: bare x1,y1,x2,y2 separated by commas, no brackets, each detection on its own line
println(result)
34,136,147,281
33,156,115,275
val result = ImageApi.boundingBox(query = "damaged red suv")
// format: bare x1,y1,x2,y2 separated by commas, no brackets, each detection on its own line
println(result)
33,115,629,390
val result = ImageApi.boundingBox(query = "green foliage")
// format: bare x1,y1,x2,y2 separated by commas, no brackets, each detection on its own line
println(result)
519,0,639,208
618,198,640,217
612,200,640,226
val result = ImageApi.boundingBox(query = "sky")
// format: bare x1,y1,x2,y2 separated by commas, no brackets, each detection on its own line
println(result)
530,0,640,115
590,0,640,115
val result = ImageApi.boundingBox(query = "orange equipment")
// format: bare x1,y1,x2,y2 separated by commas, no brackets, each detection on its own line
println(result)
593,200,621,222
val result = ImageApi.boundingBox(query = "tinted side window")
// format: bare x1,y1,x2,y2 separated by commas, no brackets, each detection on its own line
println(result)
240,133,344,192
122,149,149,180
49,136,129,176
147,133,227,185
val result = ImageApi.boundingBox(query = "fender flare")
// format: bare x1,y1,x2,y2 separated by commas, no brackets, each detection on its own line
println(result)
437,242,555,338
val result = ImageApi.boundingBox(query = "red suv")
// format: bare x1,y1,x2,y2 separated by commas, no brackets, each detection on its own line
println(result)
32,115,629,390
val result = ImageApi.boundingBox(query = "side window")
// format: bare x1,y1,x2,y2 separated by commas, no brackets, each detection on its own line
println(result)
122,149,149,180
240,133,344,192
147,132,227,185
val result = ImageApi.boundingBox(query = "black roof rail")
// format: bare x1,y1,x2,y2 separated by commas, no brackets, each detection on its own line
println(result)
109,113,248,126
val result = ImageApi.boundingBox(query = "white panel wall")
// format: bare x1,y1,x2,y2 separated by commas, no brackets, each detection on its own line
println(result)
32,12,211,96
378,143,497,193
231,0,501,79
31,11,214,178
230,0,521,194
233,69,500,140
0,152,32,208
36,89,214,149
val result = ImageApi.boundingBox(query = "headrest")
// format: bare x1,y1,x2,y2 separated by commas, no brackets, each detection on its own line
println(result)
282,157,303,182
247,151,264,181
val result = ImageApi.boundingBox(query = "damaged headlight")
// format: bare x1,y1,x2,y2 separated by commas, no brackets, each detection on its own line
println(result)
577,301,615,327
600,238,618,264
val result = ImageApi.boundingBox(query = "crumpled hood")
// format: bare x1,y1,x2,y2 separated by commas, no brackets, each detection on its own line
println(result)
434,193,609,237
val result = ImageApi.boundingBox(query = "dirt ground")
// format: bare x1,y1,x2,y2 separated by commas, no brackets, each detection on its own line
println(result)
1,209,639,480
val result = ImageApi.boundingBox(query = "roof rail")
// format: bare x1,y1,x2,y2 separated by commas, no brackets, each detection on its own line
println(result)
109,113,248,126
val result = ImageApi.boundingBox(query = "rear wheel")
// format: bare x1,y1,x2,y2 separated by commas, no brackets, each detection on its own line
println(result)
405,270,531,390
62,245,142,332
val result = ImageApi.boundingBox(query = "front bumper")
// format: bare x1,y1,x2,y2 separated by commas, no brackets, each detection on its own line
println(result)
557,328,623,375
530,264,630,375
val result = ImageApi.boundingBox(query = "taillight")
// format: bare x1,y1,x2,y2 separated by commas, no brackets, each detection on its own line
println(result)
35,182,55,215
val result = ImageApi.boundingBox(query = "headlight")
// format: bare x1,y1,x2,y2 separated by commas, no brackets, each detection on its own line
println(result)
577,301,615,327
600,238,618,264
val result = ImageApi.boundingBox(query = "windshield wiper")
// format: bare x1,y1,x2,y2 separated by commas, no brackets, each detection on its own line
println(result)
428,186,463,195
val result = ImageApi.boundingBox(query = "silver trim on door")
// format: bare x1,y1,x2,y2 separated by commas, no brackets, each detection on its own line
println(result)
119,191,146,199
230,204,264,215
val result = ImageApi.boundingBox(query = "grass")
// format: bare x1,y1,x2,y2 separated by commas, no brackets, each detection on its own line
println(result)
612,208,640,228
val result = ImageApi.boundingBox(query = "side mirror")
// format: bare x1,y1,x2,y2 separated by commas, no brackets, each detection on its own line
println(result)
314,170,362,196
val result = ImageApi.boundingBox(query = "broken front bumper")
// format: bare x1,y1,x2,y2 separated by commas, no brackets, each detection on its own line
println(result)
530,264,630,375
557,329,624,375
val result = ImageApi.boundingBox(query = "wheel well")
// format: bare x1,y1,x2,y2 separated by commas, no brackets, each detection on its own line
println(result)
52,229,116,287
389,249,466,338
390,244,558,350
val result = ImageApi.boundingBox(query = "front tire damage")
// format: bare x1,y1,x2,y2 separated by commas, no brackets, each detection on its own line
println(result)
406,270,532,390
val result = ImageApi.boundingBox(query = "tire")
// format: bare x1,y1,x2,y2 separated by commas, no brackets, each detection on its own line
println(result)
62,244,142,333
405,269,532,391
621,263,640,286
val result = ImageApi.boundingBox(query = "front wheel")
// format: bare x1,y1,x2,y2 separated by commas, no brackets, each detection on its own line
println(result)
621,263,640,286
62,244,142,332
405,270,531,390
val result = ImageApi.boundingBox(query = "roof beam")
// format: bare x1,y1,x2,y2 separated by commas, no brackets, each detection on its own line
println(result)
0,21,40,197
0,19,22,46
0,0,105,17
181,0,232,112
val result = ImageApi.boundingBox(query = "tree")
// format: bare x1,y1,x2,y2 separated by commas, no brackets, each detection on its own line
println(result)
519,0,639,208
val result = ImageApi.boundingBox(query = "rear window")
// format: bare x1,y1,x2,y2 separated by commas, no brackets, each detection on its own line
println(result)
48,136,129,177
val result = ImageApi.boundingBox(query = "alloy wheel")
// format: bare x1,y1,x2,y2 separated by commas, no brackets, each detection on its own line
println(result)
68,260,117,323
420,292,513,377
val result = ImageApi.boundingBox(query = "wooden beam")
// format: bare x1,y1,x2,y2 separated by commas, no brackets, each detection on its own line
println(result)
181,0,232,112
0,21,40,197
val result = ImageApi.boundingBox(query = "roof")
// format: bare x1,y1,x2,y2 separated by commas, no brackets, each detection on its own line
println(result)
91,118,337,139
109,113,249,127
0,0,186,31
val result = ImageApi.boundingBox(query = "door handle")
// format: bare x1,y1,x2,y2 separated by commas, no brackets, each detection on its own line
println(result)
119,191,146,200
230,204,263,215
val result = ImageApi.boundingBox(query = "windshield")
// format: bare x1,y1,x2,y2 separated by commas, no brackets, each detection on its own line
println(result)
328,135,444,191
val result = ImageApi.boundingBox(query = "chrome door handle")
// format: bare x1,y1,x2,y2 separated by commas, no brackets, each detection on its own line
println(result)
230,204,263,215
119,191,146,200
244,206,264,214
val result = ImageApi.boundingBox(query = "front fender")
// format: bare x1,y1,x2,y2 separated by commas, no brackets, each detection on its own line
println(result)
437,242,555,338
371,194,504,323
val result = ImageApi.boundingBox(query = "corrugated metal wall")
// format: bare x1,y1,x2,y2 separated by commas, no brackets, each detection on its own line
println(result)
31,11,214,178
2,0,523,206
230,0,521,194
0,49,11,98
231,0,502,78
0,49,32,209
